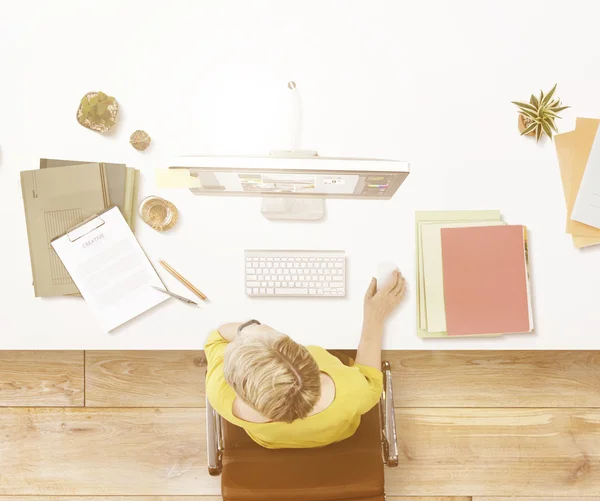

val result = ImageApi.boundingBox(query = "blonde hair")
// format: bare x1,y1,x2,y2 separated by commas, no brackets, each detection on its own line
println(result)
223,330,321,423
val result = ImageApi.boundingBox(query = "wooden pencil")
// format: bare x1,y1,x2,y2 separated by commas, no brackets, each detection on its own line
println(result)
158,259,208,300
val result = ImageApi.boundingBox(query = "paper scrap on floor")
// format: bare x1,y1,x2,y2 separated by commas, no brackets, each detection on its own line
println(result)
51,206,168,332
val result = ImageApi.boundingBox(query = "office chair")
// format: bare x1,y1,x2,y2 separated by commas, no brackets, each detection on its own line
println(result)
206,360,398,501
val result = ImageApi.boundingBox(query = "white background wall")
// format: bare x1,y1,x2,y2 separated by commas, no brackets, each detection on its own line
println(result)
1,0,599,349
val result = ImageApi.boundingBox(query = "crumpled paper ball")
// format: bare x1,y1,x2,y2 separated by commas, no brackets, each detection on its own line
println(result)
130,130,151,151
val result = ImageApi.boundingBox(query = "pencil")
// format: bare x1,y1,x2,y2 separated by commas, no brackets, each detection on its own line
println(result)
158,259,208,301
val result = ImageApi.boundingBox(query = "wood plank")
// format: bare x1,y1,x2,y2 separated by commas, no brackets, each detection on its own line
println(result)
85,351,206,407
0,498,222,501
0,408,220,495
474,498,600,501
387,498,471,501
386,408,600,497
385,351,600,407
0,351,83,406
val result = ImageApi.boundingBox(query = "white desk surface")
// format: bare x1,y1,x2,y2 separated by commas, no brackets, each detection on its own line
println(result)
1,0,600,350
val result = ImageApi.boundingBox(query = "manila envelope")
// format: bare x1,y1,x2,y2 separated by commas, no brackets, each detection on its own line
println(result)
555,117,600,247
21,163,108,297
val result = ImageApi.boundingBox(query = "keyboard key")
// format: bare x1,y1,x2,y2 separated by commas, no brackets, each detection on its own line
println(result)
294,263,300,268
282,282,288,287
278,275,285,281
316,282,323,287
246,268,256,274
334,263,343,268
246,288,252,295
311,275,318,281
325,269,331,275
276,268,283,274
270,268,277,274
260,288,266,294
276,288,308,294
246,262,253,268
309,282,315,287
252,287,259,294
309,289,316,294
317,289,323,294
302,281,309,287
267,288,274,294
302,257,309,261
327,263,334,268
284,269,290,275
264,275,271,280
330,281,344,287
247,281,260,286
275,282,281,287
295,257,301,261
324,258,330,262
246,275,257,280
261,282,267,286
259,258,266,261
268,282,274,286
291,269,297,275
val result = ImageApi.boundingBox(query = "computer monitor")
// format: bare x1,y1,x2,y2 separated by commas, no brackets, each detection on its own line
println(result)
168,155,410,220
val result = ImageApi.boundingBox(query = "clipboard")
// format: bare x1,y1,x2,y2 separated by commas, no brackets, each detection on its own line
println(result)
50,206,168,332
51,207,110,244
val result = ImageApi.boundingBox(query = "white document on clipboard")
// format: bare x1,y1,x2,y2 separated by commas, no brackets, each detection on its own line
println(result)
51,206,168,332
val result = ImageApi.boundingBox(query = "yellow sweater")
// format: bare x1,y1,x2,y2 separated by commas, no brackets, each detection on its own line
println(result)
205,331,383,449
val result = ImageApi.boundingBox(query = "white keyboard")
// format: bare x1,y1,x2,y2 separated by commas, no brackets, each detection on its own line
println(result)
245,250,346,297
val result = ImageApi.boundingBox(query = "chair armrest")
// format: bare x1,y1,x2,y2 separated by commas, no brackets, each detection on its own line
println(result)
206,397,224,476
380,361,398,467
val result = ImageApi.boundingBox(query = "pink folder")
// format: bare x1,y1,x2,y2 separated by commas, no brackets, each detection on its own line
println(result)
440,225,531,335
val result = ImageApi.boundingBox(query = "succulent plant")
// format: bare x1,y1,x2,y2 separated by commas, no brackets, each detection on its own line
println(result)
77,91,118,132
512,84,568,142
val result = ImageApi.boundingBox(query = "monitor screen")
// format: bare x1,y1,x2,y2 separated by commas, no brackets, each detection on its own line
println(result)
170,156,409,200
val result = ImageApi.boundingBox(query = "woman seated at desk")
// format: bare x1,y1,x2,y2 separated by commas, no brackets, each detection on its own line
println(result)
205,270,406,449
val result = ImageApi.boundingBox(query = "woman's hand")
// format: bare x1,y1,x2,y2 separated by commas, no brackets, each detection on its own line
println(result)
363,270,406,326
356,270,406,369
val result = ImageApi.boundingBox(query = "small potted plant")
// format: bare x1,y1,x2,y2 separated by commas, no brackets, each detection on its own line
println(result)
512,84,568,142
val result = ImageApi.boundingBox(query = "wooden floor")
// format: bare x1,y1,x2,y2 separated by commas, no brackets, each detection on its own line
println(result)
1,350,599,500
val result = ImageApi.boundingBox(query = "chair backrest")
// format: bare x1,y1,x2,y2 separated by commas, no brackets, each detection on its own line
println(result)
220,404,385,501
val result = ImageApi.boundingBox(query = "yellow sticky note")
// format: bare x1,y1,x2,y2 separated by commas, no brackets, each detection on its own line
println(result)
155,169,202,188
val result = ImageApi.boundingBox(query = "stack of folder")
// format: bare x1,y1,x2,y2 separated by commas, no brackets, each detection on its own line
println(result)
416,210,534,338
555,118,600,248
21,159,139,297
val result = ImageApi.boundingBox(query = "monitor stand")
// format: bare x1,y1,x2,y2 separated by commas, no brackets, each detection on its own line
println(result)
261,198,324,221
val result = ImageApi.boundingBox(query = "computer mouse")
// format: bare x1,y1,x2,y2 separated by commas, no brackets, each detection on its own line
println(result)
376,261,399,290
